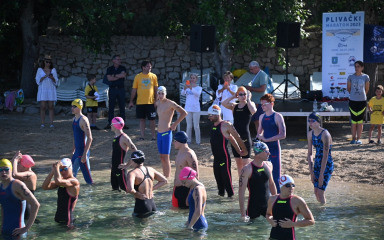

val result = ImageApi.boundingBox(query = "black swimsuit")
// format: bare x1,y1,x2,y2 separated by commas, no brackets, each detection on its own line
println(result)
133,167,157,218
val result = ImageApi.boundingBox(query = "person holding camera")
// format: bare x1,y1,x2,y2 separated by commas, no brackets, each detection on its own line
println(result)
85,74,100,130
35,55,59,128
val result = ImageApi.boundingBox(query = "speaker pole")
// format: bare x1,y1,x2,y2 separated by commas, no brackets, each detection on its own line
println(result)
200,51,203,108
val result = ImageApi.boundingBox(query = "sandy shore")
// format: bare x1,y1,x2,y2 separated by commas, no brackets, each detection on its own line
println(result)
0,107,383,186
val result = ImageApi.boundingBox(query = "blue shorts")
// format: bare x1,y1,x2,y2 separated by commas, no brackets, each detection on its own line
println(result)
251,104,264,122
157,130,172,154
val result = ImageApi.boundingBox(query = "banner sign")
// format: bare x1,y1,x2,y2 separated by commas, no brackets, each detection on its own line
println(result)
322,12,365,99
364,24,384,63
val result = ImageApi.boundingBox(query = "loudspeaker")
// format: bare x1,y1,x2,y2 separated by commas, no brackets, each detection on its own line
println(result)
190,24,216,52
276,22,300,48
306,90,323,101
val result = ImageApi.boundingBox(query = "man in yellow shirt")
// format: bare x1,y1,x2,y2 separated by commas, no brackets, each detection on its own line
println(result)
129,60,158,140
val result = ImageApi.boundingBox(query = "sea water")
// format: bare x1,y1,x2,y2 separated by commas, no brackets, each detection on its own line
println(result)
27,168,384,239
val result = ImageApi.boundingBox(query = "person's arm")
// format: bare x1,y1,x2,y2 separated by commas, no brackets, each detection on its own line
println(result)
41,168,57,190
80,117,93,163
238,166,250,219
187,152,199,179
152,168,168,190
365,79,370,95
265,161,277,195
191,86,202,98
52,162,79,187
170,102,187,131
129,88,138,108
11,180,40,237
256,114,265,137
221,95,236,110
226,123,248,156
347,77,351,93
51,68,58,85
246,91,257,115
262,113,286,142
115,70,127,79
187,186,204,229
245,84,266,93
279,196,315,228
318,130,332,188
266,196,278,227
306,131,315,184
153,85,158,103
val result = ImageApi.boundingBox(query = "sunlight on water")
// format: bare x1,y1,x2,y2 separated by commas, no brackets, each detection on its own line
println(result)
25,168,384,239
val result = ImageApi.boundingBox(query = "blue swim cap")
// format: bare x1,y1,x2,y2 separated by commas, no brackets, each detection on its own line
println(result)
308,112,321,123
174,131,188,144
253,140,268,155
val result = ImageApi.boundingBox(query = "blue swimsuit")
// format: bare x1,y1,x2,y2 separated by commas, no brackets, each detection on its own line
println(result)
261,113,281,193
188,187,208,230
157,130,172,155
0,180,26,236
312,130,334,190
71,116,93,184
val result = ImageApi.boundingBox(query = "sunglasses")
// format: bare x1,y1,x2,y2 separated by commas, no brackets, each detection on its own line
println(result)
60,167,69,172
238,93,246,96
284,183,295,188
308,119,317,123
0,167,10,172
261,102,271,106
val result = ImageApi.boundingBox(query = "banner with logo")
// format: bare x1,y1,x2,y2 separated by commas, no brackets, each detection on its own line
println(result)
364,24,384,63
322,12,365,99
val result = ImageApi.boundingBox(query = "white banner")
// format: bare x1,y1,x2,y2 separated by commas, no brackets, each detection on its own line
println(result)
322,12,365,99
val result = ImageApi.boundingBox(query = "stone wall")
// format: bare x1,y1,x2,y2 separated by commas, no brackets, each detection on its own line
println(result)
39,33,384,99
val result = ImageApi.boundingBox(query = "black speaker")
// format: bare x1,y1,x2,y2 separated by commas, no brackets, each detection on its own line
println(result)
190,24,216,52
276,22,300,48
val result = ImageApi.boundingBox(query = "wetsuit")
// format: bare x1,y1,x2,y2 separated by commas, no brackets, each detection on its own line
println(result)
231,104,252,158
187,187,208,230
55,186,78,226
172,186,190,209
72,116,93,184
261,112,281,193
0,180,26,236
210,122,234,197
270,195,297,240
133,167,157,218
247,162,272,219
111,134,128,191
312,130,334,190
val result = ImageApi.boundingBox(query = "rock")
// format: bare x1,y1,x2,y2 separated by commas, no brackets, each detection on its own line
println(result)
24,107,39,115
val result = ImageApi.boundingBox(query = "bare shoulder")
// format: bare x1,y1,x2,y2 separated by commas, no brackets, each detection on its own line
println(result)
291,195,306,205
264,161,273,169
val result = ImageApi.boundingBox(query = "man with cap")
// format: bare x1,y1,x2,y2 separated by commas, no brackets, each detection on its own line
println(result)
239,140,276,221
11,151,37,221
124,150,168,218
71,98,93,185
208,104,248,197
0,158,40,238
110,117,137,192
179,167,208,230
42,158,80,227
172,131,199,209
266,175,315,240
129,60,158,140
307,112,334,204
244,60,269,132
156,86,187,178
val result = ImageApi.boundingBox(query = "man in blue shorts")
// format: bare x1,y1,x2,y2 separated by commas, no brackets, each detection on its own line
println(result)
156,86,187,178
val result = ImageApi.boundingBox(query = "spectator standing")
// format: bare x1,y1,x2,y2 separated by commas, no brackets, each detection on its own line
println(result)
215,71,238,123
85,74,100,130
104,55,127,130
367,85,384,144
35,55,59,128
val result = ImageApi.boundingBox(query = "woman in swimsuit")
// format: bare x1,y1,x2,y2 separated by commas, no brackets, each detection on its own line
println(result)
179,167,208,230
123,150,168,218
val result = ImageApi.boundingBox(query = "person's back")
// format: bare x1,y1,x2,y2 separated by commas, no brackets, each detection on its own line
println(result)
133,166,154,199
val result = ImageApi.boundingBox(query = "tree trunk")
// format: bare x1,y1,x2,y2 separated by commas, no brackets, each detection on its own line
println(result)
20,0,39,98
365,63,378,99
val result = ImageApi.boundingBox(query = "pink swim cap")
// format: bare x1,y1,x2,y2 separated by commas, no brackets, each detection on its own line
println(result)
111,117,124,130
21,155,35,168
179,167,197,181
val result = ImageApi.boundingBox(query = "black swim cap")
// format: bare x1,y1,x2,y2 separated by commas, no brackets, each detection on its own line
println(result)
174,131,188,144
131,150,145,164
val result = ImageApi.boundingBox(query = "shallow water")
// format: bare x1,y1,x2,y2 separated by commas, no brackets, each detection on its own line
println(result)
24,168,384,240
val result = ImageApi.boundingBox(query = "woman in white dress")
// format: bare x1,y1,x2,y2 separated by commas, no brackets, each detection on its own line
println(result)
181,73,202,144
35,55,59,128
